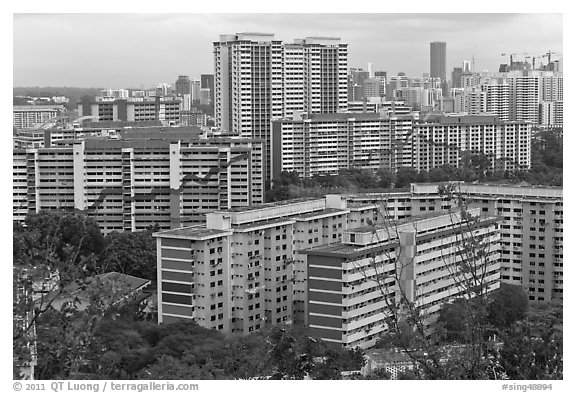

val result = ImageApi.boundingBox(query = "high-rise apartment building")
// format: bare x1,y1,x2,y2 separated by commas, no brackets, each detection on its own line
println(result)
413,115,531,173
348,68,370,101
78,96,182,125
153,195,380,332
539,101,563,127
100,89,130,99
272,114,531,178
507,70,541,124
461,88,487,115
301,208,501,349
430,42,447,82
272,112,417,178
214,33,348,180
482,78,510,122
504,70,563,126
363,77,386,99
13,130,264,232
152,181,561,348
13,105,66,130
346,182,563,303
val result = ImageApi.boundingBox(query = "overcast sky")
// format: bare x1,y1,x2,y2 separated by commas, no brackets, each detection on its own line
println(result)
13,13,563,88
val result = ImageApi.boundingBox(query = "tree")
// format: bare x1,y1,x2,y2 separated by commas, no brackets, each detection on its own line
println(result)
12,211,130,379
437,298,470,343
487,283,529,330
395,167,419,188
97,230,157,281
376,168,396,188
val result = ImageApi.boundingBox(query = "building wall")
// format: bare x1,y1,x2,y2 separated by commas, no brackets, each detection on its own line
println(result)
13,106,65,130
154,195,381,335
303,209,501,349
272,114,530,179
13,138,264,232
213,34,348,180
345,183,562,303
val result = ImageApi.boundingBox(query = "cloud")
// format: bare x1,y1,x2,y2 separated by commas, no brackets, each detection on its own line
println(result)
13,13,562,87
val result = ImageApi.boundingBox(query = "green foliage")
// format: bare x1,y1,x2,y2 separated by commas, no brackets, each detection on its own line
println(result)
98,230,157,281
437,298,470,343
395,167,419,188
266,151,562,203
74,319,365,380
487,284,529,330
498,302,563,380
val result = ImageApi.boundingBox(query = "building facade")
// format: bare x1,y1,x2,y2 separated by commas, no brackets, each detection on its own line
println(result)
175,75,192,97
13,105,66,130
301,208,501,349
77,96,182,125
153,195,381,333
412,115,531,172
430,42,447,83
345,182,563,303
214,33,348,180
271,114,531,179
13,135,264,232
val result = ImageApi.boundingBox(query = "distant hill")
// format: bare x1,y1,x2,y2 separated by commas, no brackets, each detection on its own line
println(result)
14,87,104,110
13,86,103,103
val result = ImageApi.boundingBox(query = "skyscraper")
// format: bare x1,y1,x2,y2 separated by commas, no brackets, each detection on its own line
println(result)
175,75,192,96
430,41,447,82
200,74,215,103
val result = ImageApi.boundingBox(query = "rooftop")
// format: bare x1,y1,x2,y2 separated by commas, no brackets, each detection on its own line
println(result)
120,126,202,141
153,226,230,240
14,105,65,111
225,197,324,213
294,208,348,220
233,216,296,231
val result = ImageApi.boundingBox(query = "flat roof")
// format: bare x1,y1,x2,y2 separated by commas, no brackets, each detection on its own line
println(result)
153,226,230,240
294,208,348,220
234,217,296,231
225,197,323,213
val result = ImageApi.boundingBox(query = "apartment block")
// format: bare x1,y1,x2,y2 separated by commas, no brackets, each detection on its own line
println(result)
153,195,381,333
301,208,501,349
271,114,531,180
13,134,264,232
347,100,411,116
412,115,531,172
345,182,563,303
409,183,563,302
13,105,66,130
482,79,510,122
77,96,182,124
214,33,348,180
271,112,411,179
539,101,563,127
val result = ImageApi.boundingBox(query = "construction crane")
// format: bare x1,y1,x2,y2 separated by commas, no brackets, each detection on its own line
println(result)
543,50,556,65
501,53,518,66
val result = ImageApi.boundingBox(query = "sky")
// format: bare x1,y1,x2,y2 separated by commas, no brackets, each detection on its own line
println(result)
13,13,563,88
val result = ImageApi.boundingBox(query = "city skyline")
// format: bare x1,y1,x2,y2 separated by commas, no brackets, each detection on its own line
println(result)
13,13,562,88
